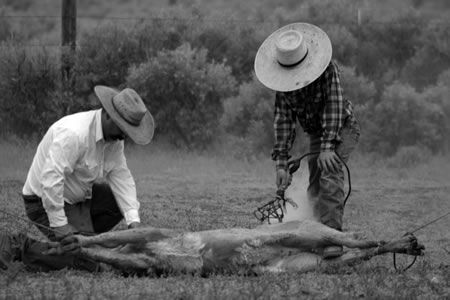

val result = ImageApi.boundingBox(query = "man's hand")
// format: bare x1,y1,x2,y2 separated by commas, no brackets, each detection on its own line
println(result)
51,224,80,254
44,235,81,255
317,151,341,173
276,169,289,190
60,235,81,254
52,223,78,241
128,222,140,229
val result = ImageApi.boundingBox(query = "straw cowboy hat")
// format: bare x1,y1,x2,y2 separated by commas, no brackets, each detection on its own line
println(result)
254,23,332,92
95,85,154,145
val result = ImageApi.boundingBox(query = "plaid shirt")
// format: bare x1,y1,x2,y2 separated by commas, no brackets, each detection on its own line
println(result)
272,60,355,170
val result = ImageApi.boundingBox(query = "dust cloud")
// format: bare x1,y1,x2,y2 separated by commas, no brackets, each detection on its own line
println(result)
283,164,317,222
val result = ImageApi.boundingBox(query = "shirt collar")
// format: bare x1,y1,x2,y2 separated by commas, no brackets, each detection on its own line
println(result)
94,109,104,142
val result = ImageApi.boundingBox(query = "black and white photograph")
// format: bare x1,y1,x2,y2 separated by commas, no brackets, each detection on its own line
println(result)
0,0,449,299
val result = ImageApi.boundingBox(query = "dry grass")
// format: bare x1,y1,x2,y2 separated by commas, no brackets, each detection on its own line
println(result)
0,141,449,299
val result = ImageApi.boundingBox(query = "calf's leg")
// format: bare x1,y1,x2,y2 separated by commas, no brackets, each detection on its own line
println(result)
75,227,176,248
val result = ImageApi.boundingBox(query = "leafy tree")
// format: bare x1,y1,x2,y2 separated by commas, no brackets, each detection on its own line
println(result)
72,25,141,97
127,43,237,149
338,64,377,152
221,76,274,156
292,0,357,26
0,14,11,42
339,64,376,107
401,22,450,89
189,18,265,83
437,68,450,85
1,0,33,11
324,25,358,66
421,72,450,151
0,44,61,137
367,82,446,154
357,12,425,86
132,13,193,59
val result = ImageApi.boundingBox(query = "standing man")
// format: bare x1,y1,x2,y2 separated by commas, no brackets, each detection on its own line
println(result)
254,23,360,258
1,86,154,271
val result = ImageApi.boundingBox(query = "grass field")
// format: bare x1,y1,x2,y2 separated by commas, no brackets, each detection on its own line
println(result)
0,141,449,299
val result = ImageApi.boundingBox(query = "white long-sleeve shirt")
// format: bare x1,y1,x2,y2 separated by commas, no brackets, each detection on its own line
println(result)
22,109,140,227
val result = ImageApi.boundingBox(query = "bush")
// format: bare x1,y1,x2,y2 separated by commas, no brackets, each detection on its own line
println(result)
0,14,12,42
324,25,358,65
72,25,142,97
357,12,425,84
421,77,450,152
69,19,197,111
127,43,237,149
366,82,446,155
190,21,264,83
0,43,62,137
2,0,33,11
130,7,263,84
338,64,377,153
339,64,376,107
221,76,274,156
132,15,192,59
387,145,431,168
401,22,450,89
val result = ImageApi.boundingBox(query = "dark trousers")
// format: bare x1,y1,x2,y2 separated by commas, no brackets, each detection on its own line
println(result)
307,118,360,231
20,183,123,272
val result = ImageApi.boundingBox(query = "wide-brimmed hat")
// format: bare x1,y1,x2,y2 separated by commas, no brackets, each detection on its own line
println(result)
254,23,332,92
95,85,154,145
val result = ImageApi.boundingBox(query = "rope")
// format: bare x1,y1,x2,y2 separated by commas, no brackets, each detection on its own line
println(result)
0,206,97,238
407,211,450,235
0,207,54,233
254,151,352,223
393,251,417,272
255,152,449,272
392,211,450,272
287,151,352,207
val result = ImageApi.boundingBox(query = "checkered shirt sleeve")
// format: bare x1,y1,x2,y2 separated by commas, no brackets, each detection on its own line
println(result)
321,62,345,151
272,92,296,170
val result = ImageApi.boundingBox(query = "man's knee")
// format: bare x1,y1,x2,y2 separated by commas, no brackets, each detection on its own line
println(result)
90,183,123,233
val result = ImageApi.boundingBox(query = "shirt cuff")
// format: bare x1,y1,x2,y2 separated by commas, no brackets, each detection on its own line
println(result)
320,141,335,152
274,152,290,170
276,159,288,170
124,209,140,225
47,210,68,228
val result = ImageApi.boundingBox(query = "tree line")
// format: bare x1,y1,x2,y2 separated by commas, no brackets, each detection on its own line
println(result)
0,1,448,158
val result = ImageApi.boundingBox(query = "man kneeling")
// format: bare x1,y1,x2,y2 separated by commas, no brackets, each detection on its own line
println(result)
0,86,154,272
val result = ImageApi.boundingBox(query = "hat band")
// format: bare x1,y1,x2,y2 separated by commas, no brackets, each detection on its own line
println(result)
277,49,309,68
112,98,142,126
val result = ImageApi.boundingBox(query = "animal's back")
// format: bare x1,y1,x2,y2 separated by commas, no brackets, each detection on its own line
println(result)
142,220,356,272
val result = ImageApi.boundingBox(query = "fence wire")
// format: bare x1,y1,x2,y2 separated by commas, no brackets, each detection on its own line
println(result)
0,13,449,48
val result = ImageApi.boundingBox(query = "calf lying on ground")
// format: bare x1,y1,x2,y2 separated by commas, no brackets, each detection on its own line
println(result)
47,220,424,275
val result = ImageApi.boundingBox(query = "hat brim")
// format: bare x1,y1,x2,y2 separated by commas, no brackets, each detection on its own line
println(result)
95,86,155,145
255,23,332,92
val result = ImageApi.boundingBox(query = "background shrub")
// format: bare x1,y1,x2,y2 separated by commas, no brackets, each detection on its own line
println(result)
367,82,446,155
221,77,274,156
338,64,377,152
0,14,12,42
0,43,61,137
127,43,237,149
72,25,141,97
0,1,449,157
387,145,431,168
189,21,265,83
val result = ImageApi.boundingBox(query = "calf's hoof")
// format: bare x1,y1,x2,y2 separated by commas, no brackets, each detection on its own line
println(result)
322,245,344,259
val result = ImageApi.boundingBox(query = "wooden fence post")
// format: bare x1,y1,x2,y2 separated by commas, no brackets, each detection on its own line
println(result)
61,0,77,81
